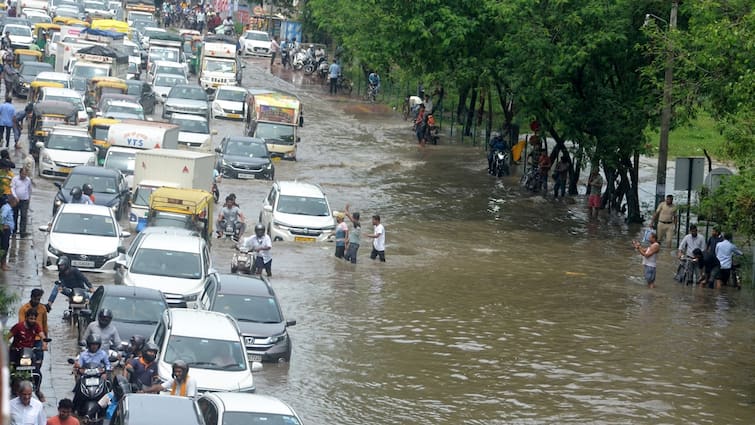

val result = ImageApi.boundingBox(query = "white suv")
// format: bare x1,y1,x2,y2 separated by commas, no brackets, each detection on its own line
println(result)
115,233,214,307
259,181,335,242
240,30,271,57
150,309,257,393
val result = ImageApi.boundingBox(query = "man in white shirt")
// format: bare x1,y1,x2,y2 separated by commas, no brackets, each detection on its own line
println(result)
677,224,705,258
240,224,272,277
144,360,197,397
367,214,386,262
10,381,46,425
10,166,31,237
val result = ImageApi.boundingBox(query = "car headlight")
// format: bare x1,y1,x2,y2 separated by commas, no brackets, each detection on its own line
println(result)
47,245,62,256
199,106,208,111
87,156,96,166
41,153,52,164
221,159,228,166
184,293,198,302
257,332,287,345
272,220,290,230
265,163,272,170
105,250,118,260
284,152,295,159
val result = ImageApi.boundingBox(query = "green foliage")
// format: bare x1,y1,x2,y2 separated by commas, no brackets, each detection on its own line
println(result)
700,168,755,242
0,285,18,317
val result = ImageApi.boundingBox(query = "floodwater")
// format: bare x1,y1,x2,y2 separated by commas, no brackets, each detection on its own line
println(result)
2,57,754,424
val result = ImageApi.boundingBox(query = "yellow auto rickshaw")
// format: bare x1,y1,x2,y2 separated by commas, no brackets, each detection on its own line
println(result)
52,16,90,27
90,19,129,35
33,23,61,51
88,117,120,162
148,187,215,243
29,100,79,160
12,49,43,68
29,81,64,105
85,77,127,109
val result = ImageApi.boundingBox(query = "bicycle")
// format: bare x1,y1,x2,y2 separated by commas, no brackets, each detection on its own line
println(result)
674,255,700,286
520,167,542,192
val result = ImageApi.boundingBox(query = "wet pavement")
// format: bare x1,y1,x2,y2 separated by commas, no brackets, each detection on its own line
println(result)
1,57,754,424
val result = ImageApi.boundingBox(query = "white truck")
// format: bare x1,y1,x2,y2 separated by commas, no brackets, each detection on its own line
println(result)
103,121,180,189
70,45,129,93
147,33,185,74
128,149,216,232
199,41,242,96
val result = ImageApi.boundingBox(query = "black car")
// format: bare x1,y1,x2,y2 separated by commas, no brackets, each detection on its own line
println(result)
81,285,168,343
13,62,54,98
197,274,296,363
125,79,157,115
111,394,204,425
53,166,130,219
215,136,274,180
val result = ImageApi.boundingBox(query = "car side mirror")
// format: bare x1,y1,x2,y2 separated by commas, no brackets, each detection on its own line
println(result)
119,231,131,239
117,246,126,254
286,319,297,327
38,224,50,232
250,362,263,373
214,147,221,153
86,107,93,116
296,137,301,143
211,130,218,135
263,205,272,212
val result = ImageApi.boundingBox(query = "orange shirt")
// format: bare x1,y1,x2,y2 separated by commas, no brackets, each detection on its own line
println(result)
47,415,81,425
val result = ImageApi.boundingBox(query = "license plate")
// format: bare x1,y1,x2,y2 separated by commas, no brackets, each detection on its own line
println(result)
85,377,100,386
294,236,315,243
59,167,71,174
238,173,256,179
249,355,262,362
271,157,281,162
228,113,241,119
15,366,34,371
71,260,95,268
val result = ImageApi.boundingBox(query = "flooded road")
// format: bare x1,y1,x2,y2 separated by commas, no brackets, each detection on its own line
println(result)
3,57,754,424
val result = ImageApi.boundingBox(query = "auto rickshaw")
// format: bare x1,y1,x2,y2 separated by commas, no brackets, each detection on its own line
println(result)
147,187,215,243
85,77,127,109
12,49,43,68
52,16,90,27
28,81,64,105
90,19,129,35
29,100,79,159
88,117,120,163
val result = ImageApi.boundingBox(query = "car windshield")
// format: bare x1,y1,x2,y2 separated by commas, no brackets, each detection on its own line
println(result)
104,151,135,175
150,47,178,62
125,82,142,96
216,89,245,102
104,104,144,119
213,294,281,323
27,15,51,25
150,212,194,230
64,174,118,194
164,336,246,371
244,32,269,42
132,185,157,207
155,66,184,77
130,248,201,278
53,213,116,237
224,140,267,158
255,123,295,145
21,64,51,78
171,117,208,134
55,8,80,18
37,78,71,88
222,412,301,425
92,126,109,140
204,59,235,73
84,1,107,10
127,62,139,73
155,74,187,87
43,95,85,111
46,134,92,151
72,65,109,80
102,296,166,324
169,86,206,101
5,26,31,37
276,195,330,216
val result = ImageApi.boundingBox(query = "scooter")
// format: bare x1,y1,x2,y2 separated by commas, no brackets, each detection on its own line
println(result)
9,338,51,397
231,245,256,274
69,358,109,425
219,219,241,241
291,50,308,71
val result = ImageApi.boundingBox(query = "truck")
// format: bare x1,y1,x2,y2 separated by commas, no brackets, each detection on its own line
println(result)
147,33,186,74
70,45,129,93
103,121,180,188
244,90,303,160
129,149,216,232
123,0,156,17
199,39,242,96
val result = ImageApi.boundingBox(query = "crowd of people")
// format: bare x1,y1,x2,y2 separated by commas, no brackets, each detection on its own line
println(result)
158,0,235,34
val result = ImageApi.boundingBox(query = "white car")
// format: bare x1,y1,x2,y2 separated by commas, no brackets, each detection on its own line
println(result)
148,60,187,85
102,146,136,189
260,181,336,242
169,113,215,151
115,232,214,307
37,127,97,179
4,24,34,49
83,0,114,18
101,100,145,120
41,203,129,270
152,73,188,102
38,87,89,126
240,30,271,57
34,71,72,89
196,393,303,425
150,308,257,393
22,9,52,25
211,85,247,120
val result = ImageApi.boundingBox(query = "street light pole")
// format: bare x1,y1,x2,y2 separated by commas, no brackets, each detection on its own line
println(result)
654,1,679,210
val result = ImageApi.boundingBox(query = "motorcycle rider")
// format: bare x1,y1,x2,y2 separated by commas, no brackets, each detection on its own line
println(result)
144,360,197,396
124,342,159,390
216,195,245,241
487,132,506,174
72,335,110,413
8,309,48,401
126,335,146,361
17,289,48,366
82,309,121,352
46,256,94,312
70,186,92,205
82,183,95,203
240,224,272,277
368,71,381,94
222,15,234,35
280,38,291,69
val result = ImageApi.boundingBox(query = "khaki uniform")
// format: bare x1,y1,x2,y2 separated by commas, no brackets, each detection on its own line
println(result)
655,202,677,246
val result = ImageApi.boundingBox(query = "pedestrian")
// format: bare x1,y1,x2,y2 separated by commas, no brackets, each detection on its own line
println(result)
714,232,743,289
13,103,33,150
1,194,17,271
650,194,677,248
414,103,426,145
0,96,15,147
677,224,705,259
2,60,17,98
270,37,279,71
280,39,289,68
537,149,551,192
700,226,723,287
46,398,79,425
195,7,206,33
552,155,570,198
10,381,46,425
333,212,348,258
343,204,361,264
328,59,340,95
633,231,660,288
423,94,433,114
587,168,603,218
367,214,385,262
11,167,31,238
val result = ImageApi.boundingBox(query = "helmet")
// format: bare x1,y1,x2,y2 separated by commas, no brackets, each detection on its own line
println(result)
82,183,94,196
70,186,83,201
143,342,159,362
254,223,265,237
57,255,71,271
172,360,189,378
98,308,113,326
129,335,145,353
86,334,102,351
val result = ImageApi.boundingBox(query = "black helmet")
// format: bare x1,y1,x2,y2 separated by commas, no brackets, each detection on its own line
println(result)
254,223,265,236
70,186,83,201
57,255,71,271
172,360,189,378
86,334,102,350
143,342,159,362
129,335,145,352
82,183,94,196
98,308,113,326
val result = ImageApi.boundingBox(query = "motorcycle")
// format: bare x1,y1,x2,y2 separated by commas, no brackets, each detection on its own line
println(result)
425,125,440,145
317,58,329,80
9,338,51,396
62,285,89,341
491,150,510,177
219,219,241,241
231,245,256,274
366,83,379,102
69,358,110,425
303,55,318,75
291,50,309,71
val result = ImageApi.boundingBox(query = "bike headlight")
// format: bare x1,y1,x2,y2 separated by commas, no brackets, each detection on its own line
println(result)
72,294,85,303
20,357,32,366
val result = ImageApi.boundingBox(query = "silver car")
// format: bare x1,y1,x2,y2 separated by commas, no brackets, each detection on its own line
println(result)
153,73,188,103
162,84,210,121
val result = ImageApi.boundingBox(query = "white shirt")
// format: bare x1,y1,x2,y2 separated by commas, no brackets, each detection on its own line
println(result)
372,223,385,251
715,239,742,269
10,396,46,425
10,175,31,201
678,233,704,257
241,234,272,263
161,376,198,397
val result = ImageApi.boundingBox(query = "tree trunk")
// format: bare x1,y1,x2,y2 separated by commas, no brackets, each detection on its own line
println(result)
464,87,478,136
625,151,642,223
570,148,583,195
486,87,493,144
457,85,470,125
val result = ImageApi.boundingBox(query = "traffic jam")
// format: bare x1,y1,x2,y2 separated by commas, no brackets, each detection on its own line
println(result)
3,0,314,423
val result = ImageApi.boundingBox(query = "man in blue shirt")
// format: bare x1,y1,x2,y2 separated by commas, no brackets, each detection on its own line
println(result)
328,60,341,95
0,97,15,148
1,194,16,271
714,232,743,289
74,334,111,371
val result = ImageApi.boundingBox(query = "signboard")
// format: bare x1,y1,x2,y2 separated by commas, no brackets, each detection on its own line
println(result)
257,105,296,124
674,157,705,191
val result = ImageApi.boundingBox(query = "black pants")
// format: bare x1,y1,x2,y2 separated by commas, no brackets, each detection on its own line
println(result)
1,227,10,262
330,77,338,94
2,125,11,147
13,199,29,235
270,52,277,67
370,247,385,262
